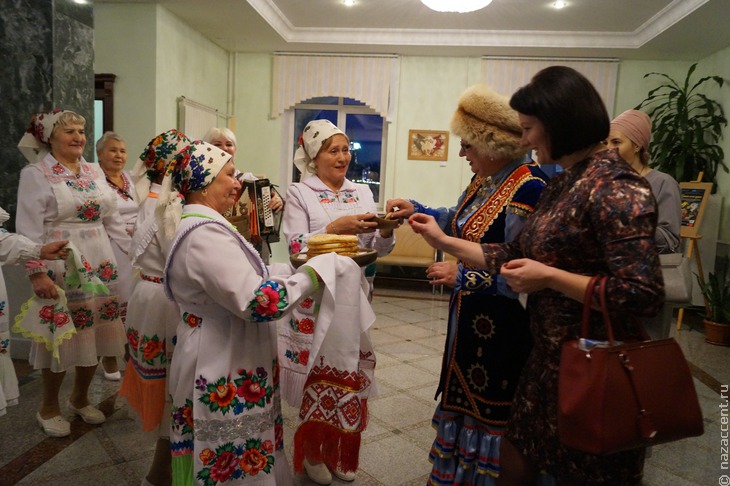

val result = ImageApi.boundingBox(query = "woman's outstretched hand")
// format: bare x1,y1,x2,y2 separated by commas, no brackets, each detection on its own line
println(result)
40,240,69,261
385,198,414,220
408,213,446,249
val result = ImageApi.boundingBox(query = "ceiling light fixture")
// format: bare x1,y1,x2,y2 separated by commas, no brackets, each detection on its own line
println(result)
421,0,493,13
552,1,568,8
342,0,355,6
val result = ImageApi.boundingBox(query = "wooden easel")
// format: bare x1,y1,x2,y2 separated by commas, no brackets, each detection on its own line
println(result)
676,235,706,330
676,174,712,330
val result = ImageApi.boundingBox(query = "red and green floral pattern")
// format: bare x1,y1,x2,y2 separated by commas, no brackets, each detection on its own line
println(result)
171,399,194,436
288,316,314,334
284,348,309,366
126,327,140,351
38,304,71,333
65,178,96,193
139,334,167,365
99,300,120,321
289,235,304,254
76,200,101,222
96,260,117,282
274,415,284,451
317,191,359,205
197,367,274,415
248,281,287,322
183,312,202,329
71,307,94,330
197,439,275,486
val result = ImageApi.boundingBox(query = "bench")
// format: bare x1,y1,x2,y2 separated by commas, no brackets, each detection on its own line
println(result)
376,224,438,279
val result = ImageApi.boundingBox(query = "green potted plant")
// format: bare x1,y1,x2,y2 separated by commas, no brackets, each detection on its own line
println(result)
635,63,728,185
696,255,730,345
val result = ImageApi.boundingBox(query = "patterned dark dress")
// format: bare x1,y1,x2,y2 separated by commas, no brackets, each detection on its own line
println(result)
481,150,664,484
415,159,549,485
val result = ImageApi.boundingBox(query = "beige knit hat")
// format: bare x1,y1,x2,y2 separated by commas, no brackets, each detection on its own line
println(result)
450,84,527,160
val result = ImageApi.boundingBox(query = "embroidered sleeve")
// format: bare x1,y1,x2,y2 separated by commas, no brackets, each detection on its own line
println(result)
25,260,49,277
248,281,289,322
289,233,306,254
409,199,453,231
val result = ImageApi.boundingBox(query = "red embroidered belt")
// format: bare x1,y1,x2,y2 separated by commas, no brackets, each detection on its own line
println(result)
141,273,164,284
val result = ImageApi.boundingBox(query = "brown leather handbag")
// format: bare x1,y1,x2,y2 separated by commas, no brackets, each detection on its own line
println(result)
558,276,704,455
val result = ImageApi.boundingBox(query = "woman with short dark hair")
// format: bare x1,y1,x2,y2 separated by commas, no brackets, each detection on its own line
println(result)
409,66,664,485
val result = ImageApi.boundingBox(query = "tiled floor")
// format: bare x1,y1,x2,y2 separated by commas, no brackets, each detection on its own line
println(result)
0,286,727,485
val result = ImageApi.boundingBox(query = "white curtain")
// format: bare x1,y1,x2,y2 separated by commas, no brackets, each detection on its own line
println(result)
178,97,219,140
271,53,400,121
480,57,620,116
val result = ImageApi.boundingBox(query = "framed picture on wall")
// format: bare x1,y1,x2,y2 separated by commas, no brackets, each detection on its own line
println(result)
679,182,713,238
407,129,449,161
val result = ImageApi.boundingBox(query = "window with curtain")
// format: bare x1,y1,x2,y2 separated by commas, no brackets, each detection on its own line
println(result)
271,54,399,121
293,97,385,203
272,54,398,206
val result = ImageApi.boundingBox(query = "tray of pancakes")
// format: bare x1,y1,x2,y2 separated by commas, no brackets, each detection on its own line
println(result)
290,234,378,268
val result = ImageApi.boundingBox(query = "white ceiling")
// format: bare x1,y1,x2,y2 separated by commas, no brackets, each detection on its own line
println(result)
98,0,730,60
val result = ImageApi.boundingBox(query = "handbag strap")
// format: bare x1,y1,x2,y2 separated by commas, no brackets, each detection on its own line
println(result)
582,276,658,440
580,276,616,344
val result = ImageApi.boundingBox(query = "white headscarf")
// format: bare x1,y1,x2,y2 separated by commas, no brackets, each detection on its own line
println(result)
292,119,347,181
17,110,70,164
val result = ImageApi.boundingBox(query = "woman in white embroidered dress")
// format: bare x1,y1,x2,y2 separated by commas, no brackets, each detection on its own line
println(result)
0,207,68,417
118,129,191,486
281,119,395,484
160,141,321,485
15,110,131,437
97,130,139,381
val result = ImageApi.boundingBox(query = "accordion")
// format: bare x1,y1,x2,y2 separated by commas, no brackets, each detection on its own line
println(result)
244,178,280,241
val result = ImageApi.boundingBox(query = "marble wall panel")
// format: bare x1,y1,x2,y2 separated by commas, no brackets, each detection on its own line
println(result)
0,0,93,230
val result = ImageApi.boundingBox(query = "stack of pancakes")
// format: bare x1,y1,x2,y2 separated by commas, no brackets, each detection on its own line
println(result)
306,234,360,257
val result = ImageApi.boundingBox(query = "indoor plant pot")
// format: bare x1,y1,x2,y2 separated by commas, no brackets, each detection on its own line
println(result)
696,256,730,345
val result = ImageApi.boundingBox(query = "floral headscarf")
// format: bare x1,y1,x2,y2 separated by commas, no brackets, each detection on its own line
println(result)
130,129,191,202
293,119,347,181
171,140,231,195
17,110,71,163
156,140,232,242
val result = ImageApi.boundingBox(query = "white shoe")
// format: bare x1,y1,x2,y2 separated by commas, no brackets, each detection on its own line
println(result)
36,412,71,437
333,468,356,482
68,401,106,424
303,459,332,485
100,359,121,381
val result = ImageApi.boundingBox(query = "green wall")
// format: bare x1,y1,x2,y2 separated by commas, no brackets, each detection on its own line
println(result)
94,4,157,159
94,4,730,251
697,46,730,242
94,4,229,159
